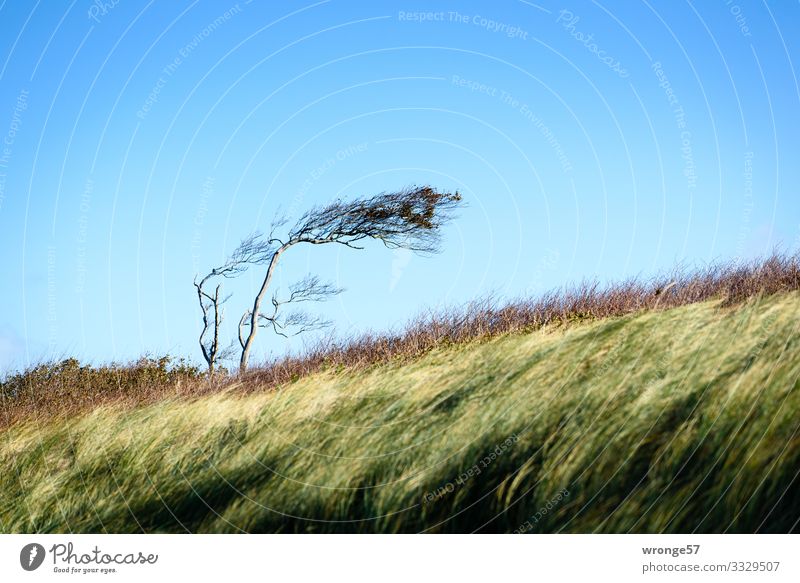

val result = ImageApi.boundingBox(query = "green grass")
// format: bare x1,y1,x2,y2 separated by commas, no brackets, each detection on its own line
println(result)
2,292,799,533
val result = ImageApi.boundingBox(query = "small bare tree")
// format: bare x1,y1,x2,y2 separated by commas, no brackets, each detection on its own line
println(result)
194,276,226,373
237,185,463,372
194,233,274,373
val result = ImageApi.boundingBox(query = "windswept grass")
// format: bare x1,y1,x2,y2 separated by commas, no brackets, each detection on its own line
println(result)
1,290,799,533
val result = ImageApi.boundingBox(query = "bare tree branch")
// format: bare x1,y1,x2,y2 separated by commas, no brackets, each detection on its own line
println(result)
210,232,275,279
267,212,289,246
280,275,344,305
238,311,250,350
257,310,333,338
246,275,341,342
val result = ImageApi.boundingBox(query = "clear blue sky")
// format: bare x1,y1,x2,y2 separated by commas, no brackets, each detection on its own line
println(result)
1,0,798,371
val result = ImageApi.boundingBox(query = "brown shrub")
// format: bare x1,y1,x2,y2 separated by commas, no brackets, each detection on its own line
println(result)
0,356,208,428
2,251,799,427
239,250,800,389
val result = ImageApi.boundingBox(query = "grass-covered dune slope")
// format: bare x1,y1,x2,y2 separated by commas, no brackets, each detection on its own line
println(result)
2,292,799,533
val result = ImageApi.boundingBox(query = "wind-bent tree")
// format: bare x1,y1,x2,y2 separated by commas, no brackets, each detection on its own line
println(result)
194,233,275,373
237,185,463,372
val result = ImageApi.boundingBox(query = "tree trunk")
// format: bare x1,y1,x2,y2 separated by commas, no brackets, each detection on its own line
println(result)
239,245,286,373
